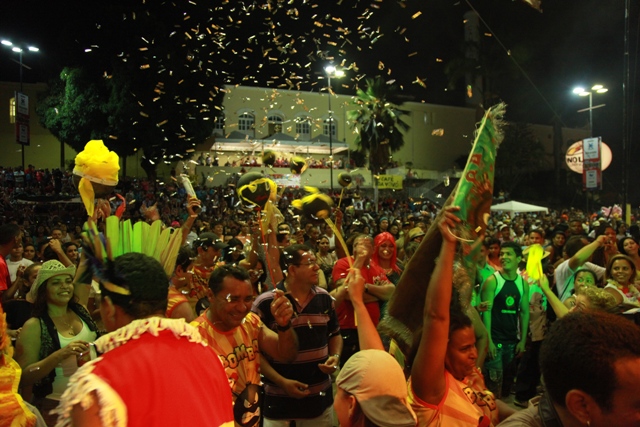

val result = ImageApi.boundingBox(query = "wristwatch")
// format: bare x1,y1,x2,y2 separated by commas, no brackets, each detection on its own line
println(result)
276,321,292,332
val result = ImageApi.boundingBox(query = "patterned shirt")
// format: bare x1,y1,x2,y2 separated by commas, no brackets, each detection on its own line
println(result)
191,311,263,427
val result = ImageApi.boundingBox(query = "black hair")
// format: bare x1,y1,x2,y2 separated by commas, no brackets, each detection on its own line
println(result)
529,229,544,239
175,246,195,272
486,237,500,247
618,236,639,256
540,311,640,411
195,297,210,315
0,223,20,245
62,242,78,252
564,235,589,258
208,264,250,294
99,253,169,318
280,244,311,271
500,241,522,258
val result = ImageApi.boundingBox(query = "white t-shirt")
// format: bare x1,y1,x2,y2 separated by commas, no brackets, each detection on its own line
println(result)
6,258,33,283
554,259,605,301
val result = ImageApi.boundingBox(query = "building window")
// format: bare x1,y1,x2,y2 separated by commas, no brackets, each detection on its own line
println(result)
9,98,16,124
295,116,311,140
268,114,283,135
213,113,225,136
238,112,255,134
323,118,337,138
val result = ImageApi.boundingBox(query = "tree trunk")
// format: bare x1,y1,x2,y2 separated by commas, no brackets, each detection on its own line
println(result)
372,169,379,213
60,141,66,169
141,160,157,182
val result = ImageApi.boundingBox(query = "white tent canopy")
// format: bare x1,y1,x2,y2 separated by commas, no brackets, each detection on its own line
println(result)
490,200,549,213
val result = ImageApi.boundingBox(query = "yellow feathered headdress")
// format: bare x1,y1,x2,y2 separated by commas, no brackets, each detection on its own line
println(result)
73,140,120,217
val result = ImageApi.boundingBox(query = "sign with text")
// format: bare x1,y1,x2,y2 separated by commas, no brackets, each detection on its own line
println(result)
268,173,301,188
582,137,602,191
377,174,403,190
565,139,611,174
15,92,30,146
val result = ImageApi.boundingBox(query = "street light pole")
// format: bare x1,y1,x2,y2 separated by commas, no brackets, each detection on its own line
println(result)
573,85,608,214
328,73,333,193
324,66,344,194
2,40,39,170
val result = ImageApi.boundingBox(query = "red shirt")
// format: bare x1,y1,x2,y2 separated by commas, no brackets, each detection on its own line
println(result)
332,257,390,329
56,318,234,427
0,257,10,292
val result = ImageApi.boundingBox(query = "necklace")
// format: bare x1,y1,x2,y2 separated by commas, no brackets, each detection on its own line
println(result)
51,311,77,336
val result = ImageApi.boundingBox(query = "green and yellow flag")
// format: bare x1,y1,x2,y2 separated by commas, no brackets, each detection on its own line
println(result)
380,103,505,358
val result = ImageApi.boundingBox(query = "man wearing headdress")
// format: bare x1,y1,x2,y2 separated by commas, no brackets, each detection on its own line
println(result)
55,253,234,427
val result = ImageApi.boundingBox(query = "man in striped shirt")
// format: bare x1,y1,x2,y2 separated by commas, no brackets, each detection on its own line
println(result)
253,244,342,427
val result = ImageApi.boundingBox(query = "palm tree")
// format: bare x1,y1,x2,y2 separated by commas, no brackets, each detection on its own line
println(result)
348,76,410,209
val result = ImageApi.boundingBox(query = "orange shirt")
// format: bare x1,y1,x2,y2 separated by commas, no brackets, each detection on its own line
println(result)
191,311,263,427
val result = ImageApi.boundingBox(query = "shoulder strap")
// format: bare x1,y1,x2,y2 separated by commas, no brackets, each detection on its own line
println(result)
515,274,524,298
493,271,506,296
538,393,563,427
493,271,525,298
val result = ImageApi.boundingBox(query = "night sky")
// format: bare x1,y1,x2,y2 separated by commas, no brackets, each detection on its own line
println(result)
0,0,636,193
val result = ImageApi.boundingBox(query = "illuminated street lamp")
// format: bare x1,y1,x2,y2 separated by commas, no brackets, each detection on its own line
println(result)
2,39,39,169
572,84,608,137
325,65,344,192
2,39,39,92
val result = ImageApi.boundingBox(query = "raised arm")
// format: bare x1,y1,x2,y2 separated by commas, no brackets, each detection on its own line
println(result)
258,290,298,363
411,207,460,405
346,267,384,351
180,196,201,247
539,275,569,318
568,235,605,270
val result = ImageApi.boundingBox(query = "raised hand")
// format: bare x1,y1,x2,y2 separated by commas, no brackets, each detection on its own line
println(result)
270,289,293,328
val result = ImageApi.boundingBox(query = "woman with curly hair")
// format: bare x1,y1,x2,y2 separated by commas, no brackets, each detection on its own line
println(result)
603,254,640,305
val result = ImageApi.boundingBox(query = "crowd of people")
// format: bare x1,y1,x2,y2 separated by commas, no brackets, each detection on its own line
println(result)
1,164,640,427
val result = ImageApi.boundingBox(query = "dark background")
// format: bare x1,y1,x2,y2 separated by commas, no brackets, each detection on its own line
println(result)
1,0,637,203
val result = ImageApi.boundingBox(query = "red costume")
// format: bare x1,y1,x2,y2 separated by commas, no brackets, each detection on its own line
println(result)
54,318,234,427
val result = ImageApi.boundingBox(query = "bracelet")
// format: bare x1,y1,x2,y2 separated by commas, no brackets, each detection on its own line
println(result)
276,321,292,332
332,353,341,359
364,283,370,294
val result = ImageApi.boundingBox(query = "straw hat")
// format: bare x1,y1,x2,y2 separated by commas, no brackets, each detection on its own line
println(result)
27,260,76,303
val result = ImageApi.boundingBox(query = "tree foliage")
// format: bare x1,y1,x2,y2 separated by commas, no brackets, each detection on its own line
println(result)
36,1,227,179
494,122,548,195
347,76,410,175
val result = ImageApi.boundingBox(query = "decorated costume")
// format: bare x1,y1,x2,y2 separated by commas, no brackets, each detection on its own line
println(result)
73,140,120,218
165,286,190,318
191,312,263,427
54,318,234,427
0,304,43,427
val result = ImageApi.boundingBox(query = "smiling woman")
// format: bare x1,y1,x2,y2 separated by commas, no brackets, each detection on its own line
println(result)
14,260,100,425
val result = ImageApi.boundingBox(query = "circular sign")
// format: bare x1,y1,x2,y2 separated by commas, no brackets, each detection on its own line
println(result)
565,140,612,174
